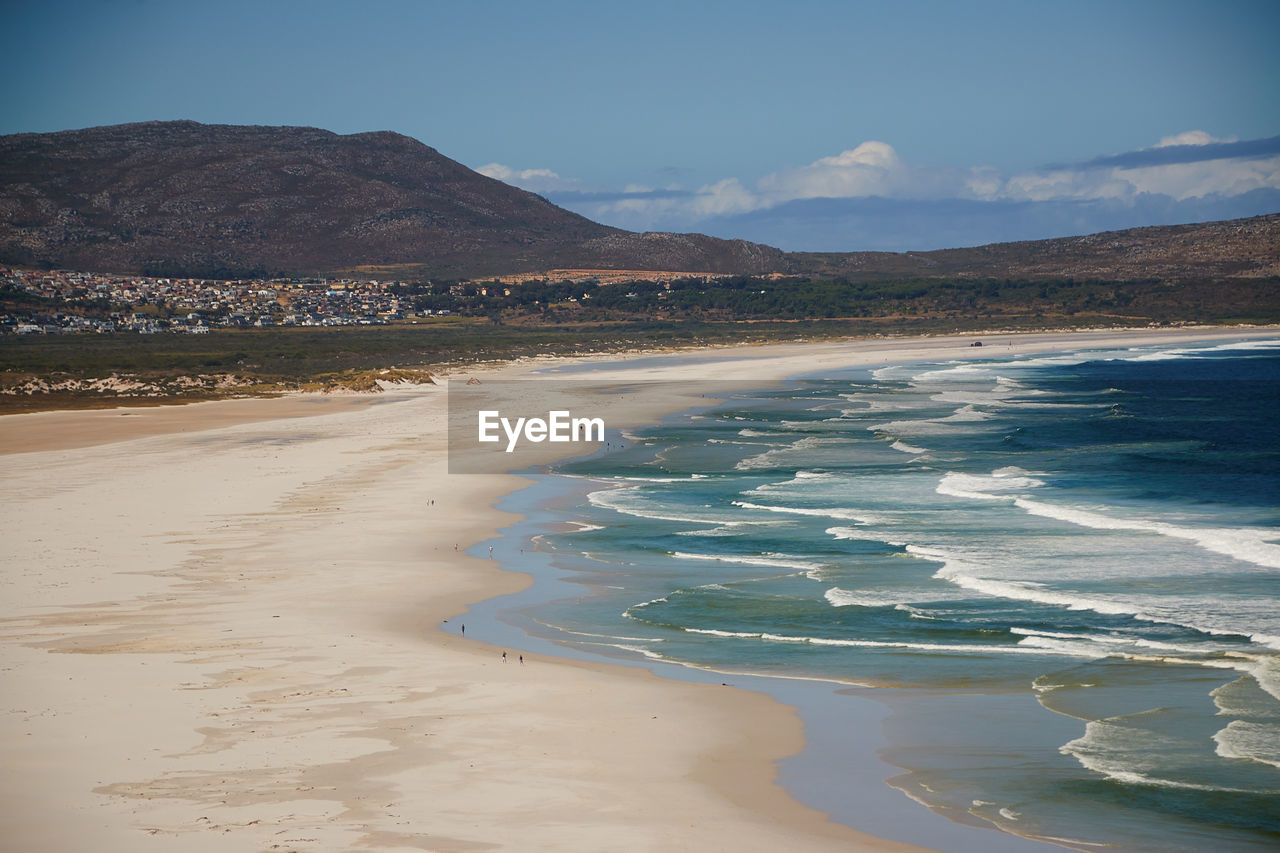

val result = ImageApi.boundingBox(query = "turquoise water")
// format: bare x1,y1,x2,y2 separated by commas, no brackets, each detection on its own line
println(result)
489,338,1280,850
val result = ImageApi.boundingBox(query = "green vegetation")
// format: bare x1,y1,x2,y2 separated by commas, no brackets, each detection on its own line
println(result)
4,273,1277,413
432,274,1280,324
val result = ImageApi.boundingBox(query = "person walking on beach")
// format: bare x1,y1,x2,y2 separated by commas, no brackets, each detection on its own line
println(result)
502,651,507,662
460,624,465,637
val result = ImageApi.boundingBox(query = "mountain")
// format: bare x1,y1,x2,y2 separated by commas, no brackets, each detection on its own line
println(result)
0,121,786,278
0,121,1275,282
798,214,1280,282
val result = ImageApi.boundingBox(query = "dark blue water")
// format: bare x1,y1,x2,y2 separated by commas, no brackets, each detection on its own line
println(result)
496,338,1280,850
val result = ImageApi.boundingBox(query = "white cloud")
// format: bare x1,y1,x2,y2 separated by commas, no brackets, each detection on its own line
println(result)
587,141,925,226
475,162,580,192
999,168,1136,203
964,166,1003,201
690,178,759,216
998,130,1280,202
1116,156,1280,200
1154,130,1237,148
545,131,1280,233
757,141,906,202
588,177,760,226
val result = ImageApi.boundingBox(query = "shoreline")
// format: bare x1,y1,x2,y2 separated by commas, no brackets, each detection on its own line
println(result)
1,340,903,851
456,325,1280,851
2,326,1276,851
466,479,1070,852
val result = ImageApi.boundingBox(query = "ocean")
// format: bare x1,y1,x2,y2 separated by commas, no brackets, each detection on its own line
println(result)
477,337,1280,851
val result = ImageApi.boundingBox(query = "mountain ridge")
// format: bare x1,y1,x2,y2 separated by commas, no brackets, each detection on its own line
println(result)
0,120,787,278
1,121,1276,282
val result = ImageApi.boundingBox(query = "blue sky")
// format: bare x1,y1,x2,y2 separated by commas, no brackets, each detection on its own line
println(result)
3,0,1278,251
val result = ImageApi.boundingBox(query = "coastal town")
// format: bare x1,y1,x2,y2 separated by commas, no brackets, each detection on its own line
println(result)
0,266,437,334
0,265,752,334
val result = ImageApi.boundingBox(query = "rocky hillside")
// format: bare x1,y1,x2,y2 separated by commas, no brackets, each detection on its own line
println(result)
0,121,786,277
1,121,1274,282
797,214,1280,281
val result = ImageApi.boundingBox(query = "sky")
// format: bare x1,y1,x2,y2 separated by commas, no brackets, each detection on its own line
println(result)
3,0,1278,252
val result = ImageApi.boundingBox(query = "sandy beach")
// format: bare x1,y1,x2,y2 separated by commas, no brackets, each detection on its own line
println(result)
2,326,1274,852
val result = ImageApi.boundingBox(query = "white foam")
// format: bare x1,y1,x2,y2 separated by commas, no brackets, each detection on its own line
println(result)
1063,716,1280,793
935,475,1005,501
1010,633,1223,665
733,500,884,524
1079,768,1256,793
676,625,1093,656
684,627,751,638
890,440,928,454
588,488,734,525
824,526,902,545
910,545,1141,618
1248,657,1280,701
625,594,670,612
1209,338,1280,352
669,550,825,573
941,404,993,423
1011,635,1113,659
935,470,1045,501
1129,350,1188,362
1011,628,1207,660
931,388,1018,406
934,470,1280,574
1210,676,1266,717
837,393,928,414
824,587,912,608
780,420,830,431
1249,633,1280,653
1010,627,1092,640
613,474,710,483
1212,720,1280,769
735,435,841,469
529,620,666,645
933,574,1260,656
1013,497,1280,571
870,365,907,381
674,522,785,537
607,643,669,662
1131,638,1197,652
895,604,943,620
1060,721,1186,787
749,471,838,493
908,363,998,383
996,375,1041,390
868,418,973,436
1003,353,1097,370
1122,339,1280,363
1032,676,1070,694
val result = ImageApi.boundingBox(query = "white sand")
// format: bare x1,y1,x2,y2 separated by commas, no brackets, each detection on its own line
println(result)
2,326,1274,851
